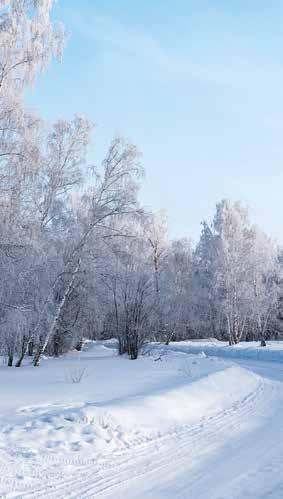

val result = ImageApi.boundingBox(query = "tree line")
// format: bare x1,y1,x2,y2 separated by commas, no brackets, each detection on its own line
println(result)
0,1,282,366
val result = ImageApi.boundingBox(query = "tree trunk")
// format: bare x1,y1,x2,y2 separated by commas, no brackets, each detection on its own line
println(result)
118,336,127,355
15,334,30,367
28,339,34,356
128,335,138,360
33,260,81,366
75,338,83,351
165,329,174,346
53,330,61,357
33,342,44,367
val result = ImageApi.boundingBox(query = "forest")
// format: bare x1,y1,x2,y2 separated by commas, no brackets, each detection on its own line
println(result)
0,0,282,369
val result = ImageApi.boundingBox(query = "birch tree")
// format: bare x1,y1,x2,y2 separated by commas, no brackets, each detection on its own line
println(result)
249,228,280,341
32,137,143,365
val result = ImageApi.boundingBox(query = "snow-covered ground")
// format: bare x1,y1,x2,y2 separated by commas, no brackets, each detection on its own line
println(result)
163,339,283,362
0,341,283,498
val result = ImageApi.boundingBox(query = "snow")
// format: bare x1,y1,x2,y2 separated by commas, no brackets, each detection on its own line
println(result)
163,339,283,363
0,341,283,498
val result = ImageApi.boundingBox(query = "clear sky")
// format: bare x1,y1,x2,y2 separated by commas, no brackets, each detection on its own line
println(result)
27,0,283,244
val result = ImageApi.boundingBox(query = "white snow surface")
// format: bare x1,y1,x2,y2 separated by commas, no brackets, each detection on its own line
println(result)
0,340,283,498
164,339,283,362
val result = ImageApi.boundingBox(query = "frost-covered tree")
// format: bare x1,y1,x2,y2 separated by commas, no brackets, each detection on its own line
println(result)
145,211,168,339
249,228,281,341
161,239,193,344
0,0,65,210
191,200,281,343
32,136,143,365
36,115,92,228
99,223,154,359
1,0,282,371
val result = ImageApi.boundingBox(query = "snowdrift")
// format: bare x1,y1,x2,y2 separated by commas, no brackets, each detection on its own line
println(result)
0,359,261,459
0,343,273,499
166,340,283,363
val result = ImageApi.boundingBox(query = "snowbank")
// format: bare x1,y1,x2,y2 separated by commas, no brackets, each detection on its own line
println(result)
165,340,283,363
0,341,275,499
0,343,262,460
106,365,260,430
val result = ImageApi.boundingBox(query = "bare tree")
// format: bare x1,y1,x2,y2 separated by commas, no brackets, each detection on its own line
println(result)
32,137,143,365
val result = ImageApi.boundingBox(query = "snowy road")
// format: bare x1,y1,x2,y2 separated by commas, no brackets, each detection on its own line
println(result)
91,359,283,499
1,346,283,499
228,357,283,382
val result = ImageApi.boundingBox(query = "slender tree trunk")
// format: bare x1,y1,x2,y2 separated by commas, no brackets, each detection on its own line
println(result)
165,329,174,346
28,339,34,356
227,315,234,345
129,334,138,359
75,338,83,351
15,334,30,367
33,260,81,366
149,239,163,340
7,353,13,367
53,330,61,357
118,336,127,355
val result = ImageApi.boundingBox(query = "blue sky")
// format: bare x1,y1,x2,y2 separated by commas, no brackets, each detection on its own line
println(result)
27,0,283,243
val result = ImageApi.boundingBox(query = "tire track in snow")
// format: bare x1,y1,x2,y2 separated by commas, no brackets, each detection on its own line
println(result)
4,375,272,499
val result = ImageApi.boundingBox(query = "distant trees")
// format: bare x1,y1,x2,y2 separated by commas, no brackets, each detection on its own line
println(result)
0,0,65,214
31,136,143,365
146,212,167,340
0,0,66,365
0,2,282,368
211,200,255,344
192,200,281,344
249,229,280,341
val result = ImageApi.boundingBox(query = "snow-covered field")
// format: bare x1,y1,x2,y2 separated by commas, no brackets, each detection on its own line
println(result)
0,341,283,498
163,339,283,363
